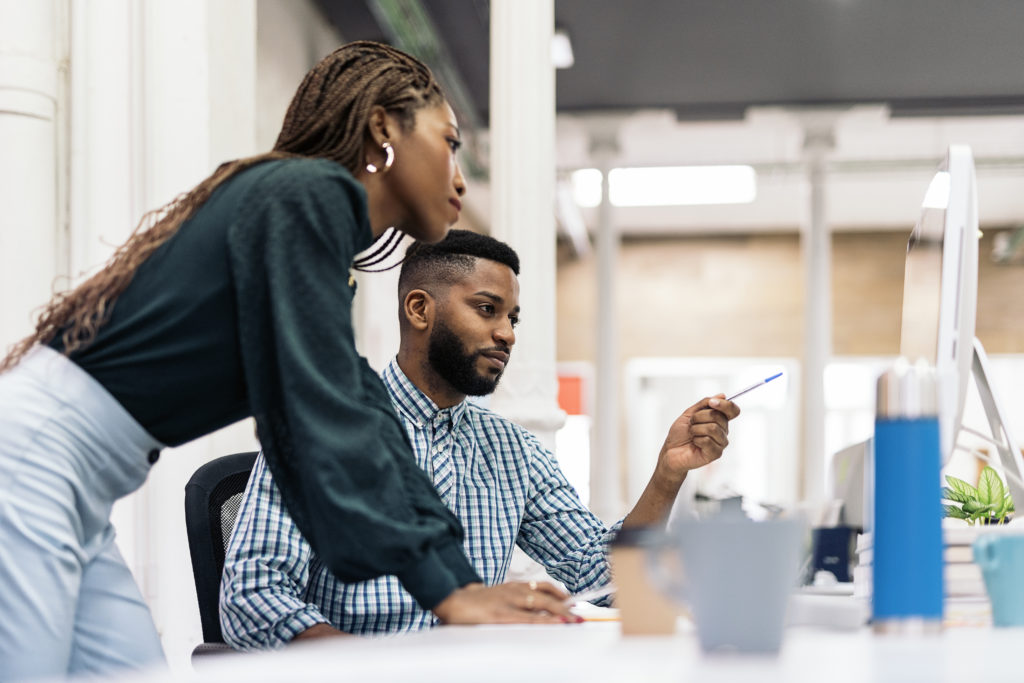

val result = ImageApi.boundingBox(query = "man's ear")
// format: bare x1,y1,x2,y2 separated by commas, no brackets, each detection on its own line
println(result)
403,289,434,331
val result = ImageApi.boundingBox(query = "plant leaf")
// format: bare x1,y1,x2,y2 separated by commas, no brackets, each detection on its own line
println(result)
978,467,1003,507
941,486,970,504
946,475,979,502
963,499,995,515
943,504,968,519
996,494,1013,520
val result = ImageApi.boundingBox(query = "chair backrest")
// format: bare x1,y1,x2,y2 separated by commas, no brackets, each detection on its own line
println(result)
184,451,259,644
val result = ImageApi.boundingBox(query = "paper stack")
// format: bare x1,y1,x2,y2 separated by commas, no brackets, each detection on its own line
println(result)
853,521,992,625
853,521,987,598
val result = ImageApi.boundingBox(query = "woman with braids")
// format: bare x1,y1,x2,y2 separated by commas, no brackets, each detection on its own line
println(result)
0,41,571,680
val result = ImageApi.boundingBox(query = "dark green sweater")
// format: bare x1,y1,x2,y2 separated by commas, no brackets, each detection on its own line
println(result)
55,158,481,608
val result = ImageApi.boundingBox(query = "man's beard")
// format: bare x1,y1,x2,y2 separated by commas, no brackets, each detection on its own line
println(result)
427,319,507,397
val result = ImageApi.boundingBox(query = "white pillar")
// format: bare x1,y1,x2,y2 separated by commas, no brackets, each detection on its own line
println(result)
590,125,621,521
488,0,564,449
797,112,838,502
0,0,64,352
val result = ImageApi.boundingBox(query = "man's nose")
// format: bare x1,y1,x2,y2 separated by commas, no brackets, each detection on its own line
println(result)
494,319,515,347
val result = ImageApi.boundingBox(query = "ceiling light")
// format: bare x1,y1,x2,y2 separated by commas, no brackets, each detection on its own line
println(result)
571,168,602,207
571,165,757,207
551,29,574,69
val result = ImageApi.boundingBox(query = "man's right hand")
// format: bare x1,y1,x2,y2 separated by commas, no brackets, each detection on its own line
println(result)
432,581,580,625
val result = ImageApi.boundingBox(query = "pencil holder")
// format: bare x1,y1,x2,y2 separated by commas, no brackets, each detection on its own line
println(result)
872,359,944,632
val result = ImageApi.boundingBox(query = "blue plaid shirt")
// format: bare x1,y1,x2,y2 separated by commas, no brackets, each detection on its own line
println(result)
220,359,619,648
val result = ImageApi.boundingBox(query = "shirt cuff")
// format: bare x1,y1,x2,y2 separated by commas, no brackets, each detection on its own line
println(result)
396,538,483,610
272,608,332,647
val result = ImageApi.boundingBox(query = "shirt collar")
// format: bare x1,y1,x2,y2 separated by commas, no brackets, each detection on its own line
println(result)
382,358,468,431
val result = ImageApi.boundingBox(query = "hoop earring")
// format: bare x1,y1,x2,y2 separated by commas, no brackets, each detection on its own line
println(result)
366,141,394,174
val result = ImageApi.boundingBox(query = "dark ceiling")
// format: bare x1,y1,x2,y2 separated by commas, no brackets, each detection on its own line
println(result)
316,0,1024,125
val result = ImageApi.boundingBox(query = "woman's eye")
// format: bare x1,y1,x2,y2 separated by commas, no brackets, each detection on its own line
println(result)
447,137,462,153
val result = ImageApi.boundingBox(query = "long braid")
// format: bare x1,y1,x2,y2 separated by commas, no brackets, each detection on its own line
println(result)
1,41,444,372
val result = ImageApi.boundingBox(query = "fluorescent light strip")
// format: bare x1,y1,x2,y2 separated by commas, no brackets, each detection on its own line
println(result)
571,165,757,208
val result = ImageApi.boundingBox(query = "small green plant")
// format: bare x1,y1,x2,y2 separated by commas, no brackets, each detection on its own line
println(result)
942,466,1014,525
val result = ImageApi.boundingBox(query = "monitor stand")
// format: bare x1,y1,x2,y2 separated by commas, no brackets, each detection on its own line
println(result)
968,337,1024,507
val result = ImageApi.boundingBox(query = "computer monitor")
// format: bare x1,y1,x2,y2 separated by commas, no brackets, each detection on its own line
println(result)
898,145,977,464
898,144,1024,504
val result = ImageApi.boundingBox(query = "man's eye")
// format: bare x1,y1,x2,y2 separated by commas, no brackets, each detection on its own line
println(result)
509,316,520,328
479,304,494,315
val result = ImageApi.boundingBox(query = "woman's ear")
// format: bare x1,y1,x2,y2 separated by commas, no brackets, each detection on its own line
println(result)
403,289,433,332
366,105,393,147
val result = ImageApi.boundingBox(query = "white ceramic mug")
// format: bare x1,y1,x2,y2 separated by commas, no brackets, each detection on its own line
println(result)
654,515,806,653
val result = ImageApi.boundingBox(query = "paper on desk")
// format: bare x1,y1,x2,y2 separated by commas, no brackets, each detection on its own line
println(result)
569,602,620,622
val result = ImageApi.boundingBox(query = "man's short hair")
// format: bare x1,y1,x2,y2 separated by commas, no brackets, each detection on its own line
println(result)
398,230,520,299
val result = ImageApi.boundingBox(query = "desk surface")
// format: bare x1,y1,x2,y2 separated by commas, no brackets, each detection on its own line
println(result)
137,619,1024,683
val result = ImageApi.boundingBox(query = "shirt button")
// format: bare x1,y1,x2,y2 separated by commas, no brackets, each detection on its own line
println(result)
147,449,160,465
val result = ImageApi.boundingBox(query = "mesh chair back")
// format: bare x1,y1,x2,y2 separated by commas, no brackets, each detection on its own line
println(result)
184,451,259,644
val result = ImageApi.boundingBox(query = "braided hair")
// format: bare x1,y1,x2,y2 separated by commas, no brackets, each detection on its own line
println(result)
2,41,445,371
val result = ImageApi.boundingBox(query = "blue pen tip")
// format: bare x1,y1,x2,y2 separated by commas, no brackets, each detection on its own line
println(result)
765,372,783,382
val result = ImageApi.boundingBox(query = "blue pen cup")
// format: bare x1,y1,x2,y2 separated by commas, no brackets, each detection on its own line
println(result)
872,361,944,630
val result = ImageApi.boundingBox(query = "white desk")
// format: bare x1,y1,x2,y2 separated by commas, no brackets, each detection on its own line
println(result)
134,620,1023,683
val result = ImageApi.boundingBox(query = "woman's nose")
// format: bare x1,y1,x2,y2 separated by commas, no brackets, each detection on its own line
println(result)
454,162,467,197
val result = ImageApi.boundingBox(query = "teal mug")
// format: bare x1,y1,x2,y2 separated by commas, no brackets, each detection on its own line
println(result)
974,532,1024,627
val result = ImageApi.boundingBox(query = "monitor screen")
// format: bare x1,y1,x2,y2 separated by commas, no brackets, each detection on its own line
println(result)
898,145,978,464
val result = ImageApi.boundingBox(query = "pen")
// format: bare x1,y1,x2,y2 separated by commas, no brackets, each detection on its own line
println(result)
567,583,617,604
726,371,783,401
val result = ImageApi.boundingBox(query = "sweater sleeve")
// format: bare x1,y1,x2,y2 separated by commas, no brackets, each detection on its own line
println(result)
226,160,480,610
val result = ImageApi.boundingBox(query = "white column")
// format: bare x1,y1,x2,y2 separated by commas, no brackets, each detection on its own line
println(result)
797,112,838,503
488,0,564,449
590,126,622,521
0,0,64,352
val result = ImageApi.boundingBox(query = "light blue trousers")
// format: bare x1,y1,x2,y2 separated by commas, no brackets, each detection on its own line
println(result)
0,347,166,681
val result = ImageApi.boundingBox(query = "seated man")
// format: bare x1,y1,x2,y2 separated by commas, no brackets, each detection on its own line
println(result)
220,230,738,648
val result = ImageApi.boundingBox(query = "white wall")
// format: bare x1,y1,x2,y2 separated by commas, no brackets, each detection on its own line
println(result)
0,0,63,353
255,0,342,150
626,358,801,517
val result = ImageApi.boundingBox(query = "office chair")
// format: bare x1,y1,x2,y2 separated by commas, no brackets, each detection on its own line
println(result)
184,450,259,657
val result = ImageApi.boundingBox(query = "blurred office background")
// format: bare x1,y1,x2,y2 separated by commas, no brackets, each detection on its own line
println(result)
3,0,1024,671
